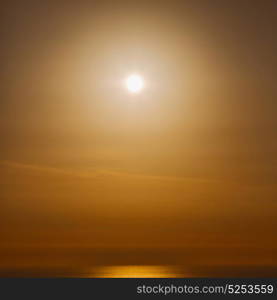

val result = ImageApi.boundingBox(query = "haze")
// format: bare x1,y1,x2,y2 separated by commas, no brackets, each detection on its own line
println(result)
1,1,277,277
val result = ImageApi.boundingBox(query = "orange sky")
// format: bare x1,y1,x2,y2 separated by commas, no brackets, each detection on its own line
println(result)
1,1,277,271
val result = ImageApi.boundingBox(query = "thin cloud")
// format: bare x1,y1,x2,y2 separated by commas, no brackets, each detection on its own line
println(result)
1,160,229,184
0,160,98,179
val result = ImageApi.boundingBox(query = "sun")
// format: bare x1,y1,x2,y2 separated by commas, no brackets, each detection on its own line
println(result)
125,74,144,93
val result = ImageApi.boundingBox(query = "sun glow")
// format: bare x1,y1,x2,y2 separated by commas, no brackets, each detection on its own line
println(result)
125,74,144,93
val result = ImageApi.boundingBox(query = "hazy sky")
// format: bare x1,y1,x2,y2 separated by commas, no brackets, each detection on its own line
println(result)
1,1,277,261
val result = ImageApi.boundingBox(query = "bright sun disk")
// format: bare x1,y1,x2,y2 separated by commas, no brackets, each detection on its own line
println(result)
125,74,144,93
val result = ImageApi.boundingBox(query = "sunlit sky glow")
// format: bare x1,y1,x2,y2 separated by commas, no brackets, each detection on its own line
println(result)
1,1,277,275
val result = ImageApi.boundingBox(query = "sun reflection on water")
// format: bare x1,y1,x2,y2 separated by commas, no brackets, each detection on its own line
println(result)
90,265,181,278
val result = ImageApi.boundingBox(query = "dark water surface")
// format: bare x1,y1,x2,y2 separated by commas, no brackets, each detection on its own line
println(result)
1,265,277,278
1,247,277,277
